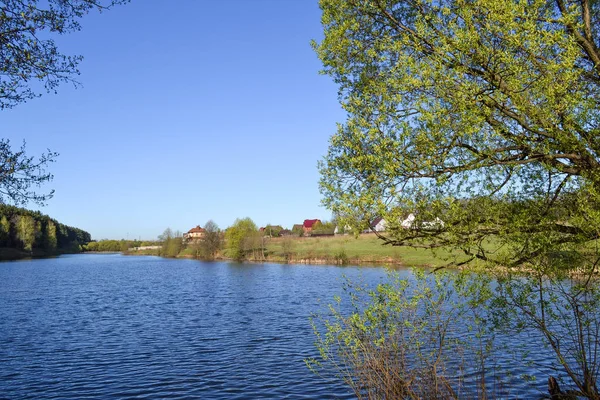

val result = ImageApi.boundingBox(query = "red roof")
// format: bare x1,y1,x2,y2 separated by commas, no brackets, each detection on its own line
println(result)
188,225,205,233
303,219,320,228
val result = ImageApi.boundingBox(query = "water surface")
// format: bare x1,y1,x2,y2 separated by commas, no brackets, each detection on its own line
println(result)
0,254,565,398
0,254,389,399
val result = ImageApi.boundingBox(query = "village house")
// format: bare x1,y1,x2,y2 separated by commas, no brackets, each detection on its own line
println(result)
370,217,387,232
303,219,321,234
183,225,205,241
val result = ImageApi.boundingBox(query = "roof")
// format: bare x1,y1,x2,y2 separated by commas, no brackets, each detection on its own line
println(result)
370,217,383,228
292,224,303,231
303,219,320,228
188,225,205,233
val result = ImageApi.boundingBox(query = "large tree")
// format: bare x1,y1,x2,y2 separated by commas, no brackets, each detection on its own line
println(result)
315,0,600,397
317,0,600,268
0,0,127,205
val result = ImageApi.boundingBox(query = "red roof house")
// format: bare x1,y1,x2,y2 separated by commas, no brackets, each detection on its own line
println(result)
184,225,205,241
303,219,321,233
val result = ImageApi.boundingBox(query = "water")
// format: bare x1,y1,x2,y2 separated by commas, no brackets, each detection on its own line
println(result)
0,254,568,399
0,254,390,399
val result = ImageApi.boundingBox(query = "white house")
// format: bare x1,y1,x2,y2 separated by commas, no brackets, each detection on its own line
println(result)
401,213,444,230
401,213,416,229
370,217,387,232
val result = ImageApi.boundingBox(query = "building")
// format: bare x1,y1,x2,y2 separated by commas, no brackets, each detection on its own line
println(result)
303,219,321,234
184,225,205,241
370,217,387,232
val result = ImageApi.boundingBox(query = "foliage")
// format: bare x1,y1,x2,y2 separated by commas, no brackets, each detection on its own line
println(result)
292,224,305,237
489,256,600,397
0,204,90,256
316,0,600,267
262,224,283,237
0,0,128,109
195,220,222,260
315,0,600,396
15,214,36,252
280,237,296,261
311,220,336,235
0,139,58,206
159,228,182,258
308,270,493,399
0,0,127,206
83,239,144,252
224,217,258,261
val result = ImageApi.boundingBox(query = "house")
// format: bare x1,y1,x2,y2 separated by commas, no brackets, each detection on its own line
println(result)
401,214,444,230
370,217,387,232
184,225,205,241
401,213,416,229
303,219,321,234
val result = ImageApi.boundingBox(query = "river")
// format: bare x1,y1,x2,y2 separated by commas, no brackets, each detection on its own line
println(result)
0,254,565,398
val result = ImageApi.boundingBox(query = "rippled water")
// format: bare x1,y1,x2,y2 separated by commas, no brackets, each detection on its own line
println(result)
0,254,566,399
0,254,392,399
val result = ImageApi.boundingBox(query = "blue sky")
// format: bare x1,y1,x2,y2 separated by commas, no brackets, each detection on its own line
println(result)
2,0,345,240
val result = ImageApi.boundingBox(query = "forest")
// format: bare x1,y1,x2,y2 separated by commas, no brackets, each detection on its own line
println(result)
0,204,91,258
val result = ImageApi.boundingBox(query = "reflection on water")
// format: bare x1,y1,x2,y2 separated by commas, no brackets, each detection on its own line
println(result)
0,254,563,398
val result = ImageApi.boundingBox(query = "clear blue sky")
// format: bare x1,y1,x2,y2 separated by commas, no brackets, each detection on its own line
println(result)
2,0,346,240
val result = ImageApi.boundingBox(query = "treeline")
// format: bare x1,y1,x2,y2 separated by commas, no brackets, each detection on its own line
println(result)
0,204,91,256
83,239,160,252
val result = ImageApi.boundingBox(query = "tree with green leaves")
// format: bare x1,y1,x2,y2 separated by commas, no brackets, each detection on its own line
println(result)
199,220,222,260
315,0,600,397
0,0,128,109
225,217,258,261
15,214,36,252
159,228,182,258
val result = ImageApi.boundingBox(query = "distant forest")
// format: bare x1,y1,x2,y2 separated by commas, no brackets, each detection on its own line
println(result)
0,204,91,257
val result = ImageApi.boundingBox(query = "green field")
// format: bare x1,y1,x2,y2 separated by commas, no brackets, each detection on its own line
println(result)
263,234,469,267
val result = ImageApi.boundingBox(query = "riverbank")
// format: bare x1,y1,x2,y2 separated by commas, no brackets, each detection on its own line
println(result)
0,247,81,261
125,234,471,268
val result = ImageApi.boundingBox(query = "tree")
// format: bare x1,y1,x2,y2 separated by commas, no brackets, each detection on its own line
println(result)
224,217,257,261
0,0,128,109
0,0,127,205
0,139,58,205
15,214,36,252
317,0,600,267
197,220,222,260
43,220,57,252
159,228,182,258
316,0,600,397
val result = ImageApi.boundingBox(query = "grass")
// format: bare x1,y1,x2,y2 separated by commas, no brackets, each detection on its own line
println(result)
264,234,471,267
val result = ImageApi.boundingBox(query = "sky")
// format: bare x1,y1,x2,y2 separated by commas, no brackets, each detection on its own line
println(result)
2,0,346,240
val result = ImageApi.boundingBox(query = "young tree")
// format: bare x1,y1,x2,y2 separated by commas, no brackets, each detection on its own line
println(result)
315,0,600,397
0,215,10,246
44,220,57,252
159,228,182,258
15,214,37,252
225,218,258,261
199,220,222,260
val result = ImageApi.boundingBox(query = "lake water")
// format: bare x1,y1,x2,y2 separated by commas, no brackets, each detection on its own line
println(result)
0,254,564,398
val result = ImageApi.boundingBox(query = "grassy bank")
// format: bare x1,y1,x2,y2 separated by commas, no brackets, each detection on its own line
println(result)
123,234,472,268
260,234,470,267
